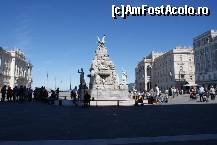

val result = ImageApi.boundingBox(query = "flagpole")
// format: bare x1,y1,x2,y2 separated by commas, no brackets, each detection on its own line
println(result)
54,77,56,90
46,72,48,89
70,73,72,90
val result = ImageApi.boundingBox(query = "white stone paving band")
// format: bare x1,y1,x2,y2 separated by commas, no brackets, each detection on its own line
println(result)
1,133,217,145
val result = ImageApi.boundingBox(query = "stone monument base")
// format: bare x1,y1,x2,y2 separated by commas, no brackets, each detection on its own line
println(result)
90,89,130,100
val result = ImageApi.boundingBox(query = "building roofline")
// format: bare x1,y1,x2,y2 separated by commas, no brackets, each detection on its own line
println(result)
193,29,217,40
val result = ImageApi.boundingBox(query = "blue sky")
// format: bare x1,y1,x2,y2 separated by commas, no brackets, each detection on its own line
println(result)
0,0,216,90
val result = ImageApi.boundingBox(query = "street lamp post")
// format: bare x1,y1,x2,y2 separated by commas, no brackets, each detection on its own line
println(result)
179,70,181,89
54,77,56,90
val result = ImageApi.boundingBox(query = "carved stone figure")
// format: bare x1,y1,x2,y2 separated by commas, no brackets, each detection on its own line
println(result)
88,36,129,100
121,70,127,85
78,68,85,85
78,68,87,100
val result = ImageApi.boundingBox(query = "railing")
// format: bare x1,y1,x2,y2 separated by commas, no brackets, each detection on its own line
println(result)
57,97,126,107
91,99,126,106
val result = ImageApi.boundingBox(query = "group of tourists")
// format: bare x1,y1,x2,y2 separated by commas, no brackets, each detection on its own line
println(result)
0,85,61,104
146,84,169,104
133,84,168,105
1,85,33,102
166,87,183,98
70,86,91,107
190,85,216,102
0,84,92,107
133,84,188,105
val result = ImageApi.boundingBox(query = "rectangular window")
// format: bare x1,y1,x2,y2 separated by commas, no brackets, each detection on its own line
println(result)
181,74,185,79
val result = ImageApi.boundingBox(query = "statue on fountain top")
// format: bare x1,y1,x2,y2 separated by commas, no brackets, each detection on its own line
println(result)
97,35,106,47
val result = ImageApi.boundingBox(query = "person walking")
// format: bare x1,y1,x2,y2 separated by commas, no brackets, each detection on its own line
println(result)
210,86,216,100
199,85,205,102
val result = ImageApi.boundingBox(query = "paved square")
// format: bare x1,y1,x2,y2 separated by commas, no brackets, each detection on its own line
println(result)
0,99,217,144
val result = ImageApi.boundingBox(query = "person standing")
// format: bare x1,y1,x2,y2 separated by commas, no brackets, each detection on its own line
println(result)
1,85,7,102
172,87,176,98
154,84,160,102
7,86,13,101
23,86,28,101
13,86,18,102
84,91,91,107
190,86,197,99
48,90,56,104
168,86,172,97
19,86,26,102
27,87,33,102
199,85,205,102
71,86,78,106
210,86,216,100
56,88,60,100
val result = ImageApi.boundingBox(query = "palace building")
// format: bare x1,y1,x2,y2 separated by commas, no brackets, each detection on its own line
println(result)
193,30,217,87
0,47,32,88
135,47,195,92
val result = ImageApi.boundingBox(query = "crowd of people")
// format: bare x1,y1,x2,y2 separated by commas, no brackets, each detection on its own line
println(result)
70,86,91,107
132,84,217,105
33,87,59,103
1,84,216,106
0,85,61,104
0,84,92,107
133,84,169,105
1,85,33,102
190,85,216,102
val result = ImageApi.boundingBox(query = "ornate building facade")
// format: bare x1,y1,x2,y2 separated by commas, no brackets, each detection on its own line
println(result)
135,52,163,92
194,30,217,87
152,47,195,91
0,47,32,88
135,47,195,92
